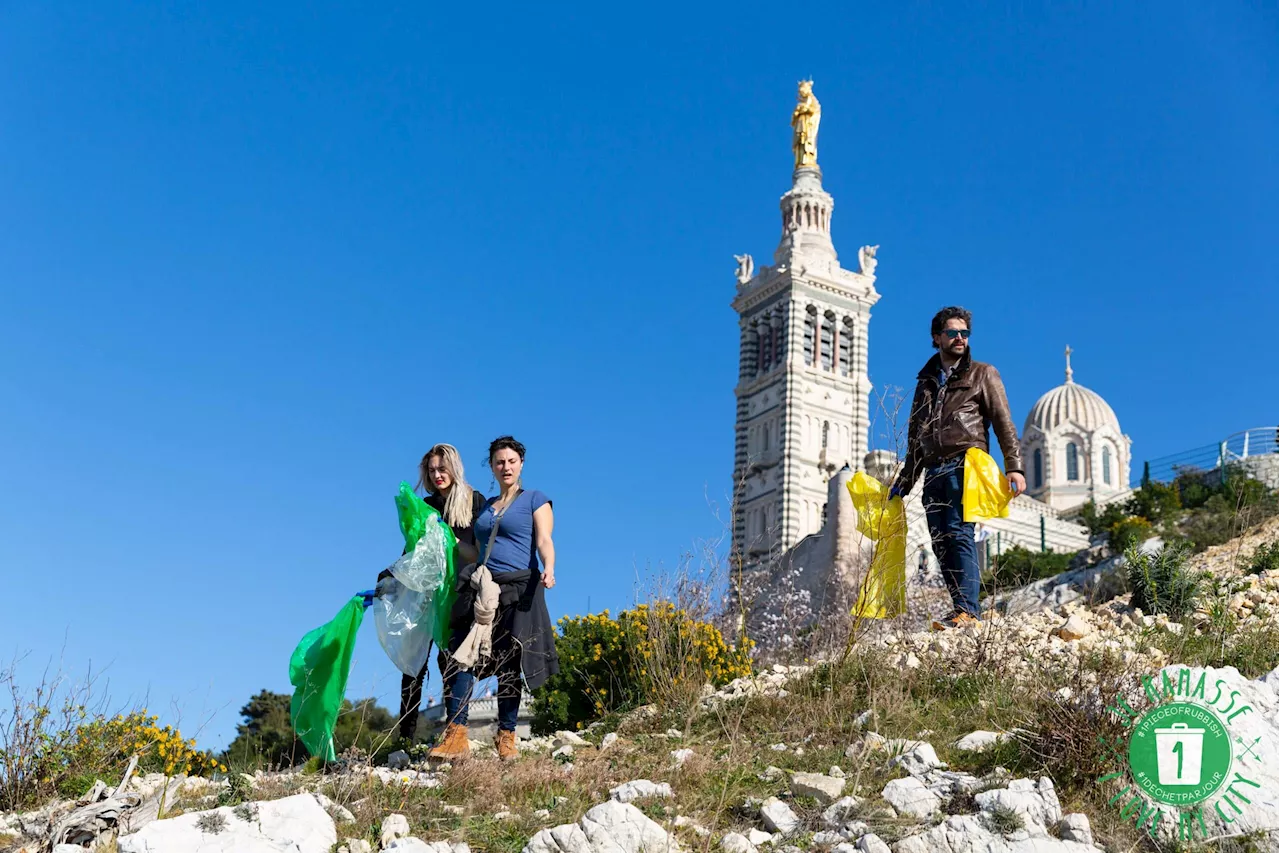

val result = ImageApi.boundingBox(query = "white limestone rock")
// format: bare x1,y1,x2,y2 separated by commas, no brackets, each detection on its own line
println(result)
382,812,413,847
954,731,1010,753
820,796,862,828
973,777,1062,834
759,798,800,835
339,841,374,853
922,770,984,798
747,829,774,846
553,745,575,760
880,778,941,820
888,743,945,777
671,749,695,766
610,780,674,804
1058,813,1092,845
1054,614,1092,641
720,833,757,853
674,816,709,837
790,772,845,805
117,792,336,853
385,841,470,853
521,800,678,853
812,831,845,846
893,813,1103,853
601,733,620,752
553,731,591,748
855,834,890,853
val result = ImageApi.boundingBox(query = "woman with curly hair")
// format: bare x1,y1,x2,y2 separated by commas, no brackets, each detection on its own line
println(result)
429,435,560,762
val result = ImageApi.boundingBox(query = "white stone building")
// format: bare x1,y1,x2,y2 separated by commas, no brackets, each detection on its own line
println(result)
730,89,1131,618
1020,348,1133,512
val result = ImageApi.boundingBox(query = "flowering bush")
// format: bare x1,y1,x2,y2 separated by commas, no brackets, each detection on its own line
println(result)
532,603,752,733
4,708,224,806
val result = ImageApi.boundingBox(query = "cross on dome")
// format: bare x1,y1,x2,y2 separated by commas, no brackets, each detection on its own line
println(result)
1064,345,1074,384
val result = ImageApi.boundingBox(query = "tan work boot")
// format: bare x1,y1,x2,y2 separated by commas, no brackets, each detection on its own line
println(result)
495,729,519,762
428,723,471,761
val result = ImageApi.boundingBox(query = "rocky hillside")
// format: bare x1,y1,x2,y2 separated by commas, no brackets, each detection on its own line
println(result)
4,522,1277,853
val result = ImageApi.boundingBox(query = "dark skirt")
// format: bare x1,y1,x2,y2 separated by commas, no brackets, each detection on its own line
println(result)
445,565,560,690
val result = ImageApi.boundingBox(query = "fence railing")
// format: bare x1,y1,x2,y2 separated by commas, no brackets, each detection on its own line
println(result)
1138,427,1280,486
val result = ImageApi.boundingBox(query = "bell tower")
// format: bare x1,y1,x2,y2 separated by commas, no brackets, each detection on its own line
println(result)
731,82,881,560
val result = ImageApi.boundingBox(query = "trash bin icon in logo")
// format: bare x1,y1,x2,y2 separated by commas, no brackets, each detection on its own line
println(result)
1155,722,1204,785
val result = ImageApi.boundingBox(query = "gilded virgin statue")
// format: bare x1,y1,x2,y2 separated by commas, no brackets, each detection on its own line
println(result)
791,80,821,168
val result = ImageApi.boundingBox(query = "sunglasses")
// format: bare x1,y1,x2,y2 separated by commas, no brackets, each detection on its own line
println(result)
942,329,971,340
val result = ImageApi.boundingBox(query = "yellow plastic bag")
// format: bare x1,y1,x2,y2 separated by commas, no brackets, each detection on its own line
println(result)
846,472,907,619
962,447,1014,523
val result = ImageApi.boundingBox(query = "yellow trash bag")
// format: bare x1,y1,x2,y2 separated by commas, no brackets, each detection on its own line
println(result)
846,472,907,619
962,447,1014,523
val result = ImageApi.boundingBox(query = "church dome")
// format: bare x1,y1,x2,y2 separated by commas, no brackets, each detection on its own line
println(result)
1023,351,1121,435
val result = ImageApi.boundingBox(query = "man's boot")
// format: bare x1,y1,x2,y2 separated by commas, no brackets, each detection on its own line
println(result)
495,729,519,762
428,723,471,761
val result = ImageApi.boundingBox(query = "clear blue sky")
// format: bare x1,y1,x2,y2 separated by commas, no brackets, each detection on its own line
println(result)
2,2,1275,749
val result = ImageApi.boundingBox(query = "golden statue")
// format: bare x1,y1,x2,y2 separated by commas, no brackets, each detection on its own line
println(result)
791,80,821,168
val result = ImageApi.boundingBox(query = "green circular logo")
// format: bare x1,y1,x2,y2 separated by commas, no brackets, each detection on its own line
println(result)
1128,702,1233,805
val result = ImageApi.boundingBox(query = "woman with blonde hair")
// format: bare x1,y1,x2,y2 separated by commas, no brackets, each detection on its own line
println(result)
385,443,486,742
429,435,559,763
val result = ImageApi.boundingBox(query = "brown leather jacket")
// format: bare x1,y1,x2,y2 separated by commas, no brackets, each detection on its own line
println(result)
893,350,1023,494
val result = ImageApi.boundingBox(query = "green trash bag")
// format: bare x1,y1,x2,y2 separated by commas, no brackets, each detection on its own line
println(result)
395,481,433,552
379,486,460,669
289,595,365,762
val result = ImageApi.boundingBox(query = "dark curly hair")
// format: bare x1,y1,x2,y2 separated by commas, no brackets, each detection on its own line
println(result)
930,306,972,349
488,435,526,464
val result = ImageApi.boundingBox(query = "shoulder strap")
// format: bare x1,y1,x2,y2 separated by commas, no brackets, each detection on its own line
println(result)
480,492,521,566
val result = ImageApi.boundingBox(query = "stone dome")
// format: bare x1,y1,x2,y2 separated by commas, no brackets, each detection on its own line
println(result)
1023,357,1121,436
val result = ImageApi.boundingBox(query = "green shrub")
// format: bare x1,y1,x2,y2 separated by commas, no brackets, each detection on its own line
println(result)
1125,482,1182,525
1080,500,1126,537
980,546,1072,597
532,604,752,734
1126,543,1204,620
1109,516,1154,553
1242,541,1278,576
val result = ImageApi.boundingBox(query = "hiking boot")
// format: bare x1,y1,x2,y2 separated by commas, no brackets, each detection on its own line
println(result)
495,729,519,762
428,723,471,762
930,610,959,631
931,611,983,631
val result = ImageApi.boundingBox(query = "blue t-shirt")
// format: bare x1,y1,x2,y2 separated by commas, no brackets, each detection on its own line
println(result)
474,489,551,575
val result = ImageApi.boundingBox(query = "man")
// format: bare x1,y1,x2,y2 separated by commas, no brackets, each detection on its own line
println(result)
891,307,1026,629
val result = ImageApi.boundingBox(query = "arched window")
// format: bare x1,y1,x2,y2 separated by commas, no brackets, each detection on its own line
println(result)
1066,442,1079,481
803,307,817,366
838,317,853,376
1033,449,1043,489
821,313,835,371
1102,446,1112,485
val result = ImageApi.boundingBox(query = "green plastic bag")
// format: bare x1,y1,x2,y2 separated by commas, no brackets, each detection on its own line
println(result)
289,595,365,762
395,481,433,552
388,483,459,651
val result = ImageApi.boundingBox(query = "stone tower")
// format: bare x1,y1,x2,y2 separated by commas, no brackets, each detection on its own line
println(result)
731,84,881,560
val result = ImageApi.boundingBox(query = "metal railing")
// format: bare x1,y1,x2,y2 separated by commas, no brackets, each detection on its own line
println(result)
1138,427,1279,486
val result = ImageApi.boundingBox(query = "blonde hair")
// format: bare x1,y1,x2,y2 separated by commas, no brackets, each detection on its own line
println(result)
416,443,475,529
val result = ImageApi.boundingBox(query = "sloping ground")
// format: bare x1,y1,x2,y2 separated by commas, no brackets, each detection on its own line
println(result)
1187,516,1278,577
4,523,1277,853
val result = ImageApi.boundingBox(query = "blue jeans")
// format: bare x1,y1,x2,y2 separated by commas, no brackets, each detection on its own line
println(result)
922,457,980,616
443,653,522,732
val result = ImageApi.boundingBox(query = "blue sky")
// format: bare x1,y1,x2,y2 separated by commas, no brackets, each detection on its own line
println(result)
1,2,1275,749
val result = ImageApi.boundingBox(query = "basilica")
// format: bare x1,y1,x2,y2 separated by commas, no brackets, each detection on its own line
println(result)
731,83,1132,601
